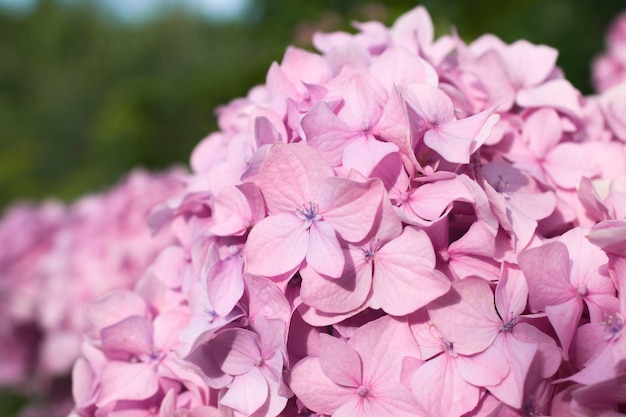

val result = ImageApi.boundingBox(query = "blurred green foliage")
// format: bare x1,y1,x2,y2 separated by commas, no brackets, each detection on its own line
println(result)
0,0,625,414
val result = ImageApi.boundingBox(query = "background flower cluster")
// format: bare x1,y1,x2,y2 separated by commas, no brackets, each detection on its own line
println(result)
2,4,626,417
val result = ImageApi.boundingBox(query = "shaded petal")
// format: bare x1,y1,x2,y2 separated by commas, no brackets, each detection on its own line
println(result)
306,221,344,278
518,241,573,311
220,368,268,416
245,214,308,277
319,177,384,242
290,357,355,415
411,354,481,417
319,334,362,387
96,361,157,406
373,227,450,315
545,298,583,360
260,142,334,214
428,277,501,355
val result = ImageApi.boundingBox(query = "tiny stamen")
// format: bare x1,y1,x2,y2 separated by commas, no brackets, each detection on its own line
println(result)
501,318,515,332
494,175,509,193
362,238,380,263
601,312,624,340
295,202,321,227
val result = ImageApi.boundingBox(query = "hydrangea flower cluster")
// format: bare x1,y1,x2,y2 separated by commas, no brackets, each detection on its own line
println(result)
0,169,184,416
2,5,626,417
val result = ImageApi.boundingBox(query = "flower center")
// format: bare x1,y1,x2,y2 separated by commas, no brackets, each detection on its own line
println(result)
356,385,369,397
493,174,510,194
362,238,380,263
602,312,624,340
577,284,588,297
501,318,515,332
295,202,321,227
521,396,541,416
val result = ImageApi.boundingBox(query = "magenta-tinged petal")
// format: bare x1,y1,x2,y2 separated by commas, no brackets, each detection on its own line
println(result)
494,264,528,323
403,83,454,126
152,309,189,351
342,134,399,177
245,214,309,277
220,367,268,416
504,40,558,87
86,290,149,335
455,345,510,388
518,241,573,311
428,277,501,355
210,329,261,376
210,183,265,236
545,142,600,189
260,143,334,214
290,357,355,415
244,274,291,325
424,110,497,164
300,254,371,314
523,108,562,159
348,316,422,384
517,79,583,118
100,315,153,358
305,221,344,278
513,323,561,378
370,47,438,91
319,334,362,387
319,176,384,242
410,354,481,417
301,101,359,166
485,334,537,408
545,297,584,360
373,227,450,316
206,255,244,317
96,361,158,406
72,358,96,409
588,220,626,255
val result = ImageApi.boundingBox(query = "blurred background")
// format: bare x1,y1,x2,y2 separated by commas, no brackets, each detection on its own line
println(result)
0,0,624,413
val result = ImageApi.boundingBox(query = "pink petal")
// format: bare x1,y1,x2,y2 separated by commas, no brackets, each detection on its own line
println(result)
425,109,497,164
319,334,362,387
259,143,334,214
300,252,371,314
211,329,262,376
206,255,244,316
245,214,308,277
545,142,600,189
455,345,510,388
428,277,501,355
410,354,481,417
504,40,558,88
100,316,153,358
485,334,537,409
301,101,359,166
516,79,583,119
517,241,573,311
349,316,422,384
512,323,561,378
96,361,157,406
319,176,384,242
290,357,354,415
342,134,399,177
545,297,584,360
220,367,268,416
152,310,189,351
523,108,562,158
494,264,529,323
306,220,344,278
373,227,450,315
